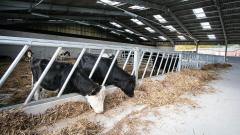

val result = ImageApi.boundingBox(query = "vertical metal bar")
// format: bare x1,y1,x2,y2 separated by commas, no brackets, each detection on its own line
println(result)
142,52,153,79
123,50,132,70
102,50,120,86
156,53,165,75
167,54,175,73
177,53,182,71
0,45,29,88
133,48,139,81
162,54,170,75
89,49,105,78
150,52,160,77
24,47,62,105
131,51,144,75
57,48,86,97
172,54,178,72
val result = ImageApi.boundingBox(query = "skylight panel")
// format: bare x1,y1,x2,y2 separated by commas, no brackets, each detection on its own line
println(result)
129,5,149,10
159,36,167,41
139,37,148,41
110,31,121,35
165,25,176,32
126,37,133,41
130,19,144,26
97,0,125,6
124,29,134,34
110,22,122,28
208,34,216,39
153,14,167,23
193,8,206,19
200,22,211,30
145,27,156,33
178,35,186,40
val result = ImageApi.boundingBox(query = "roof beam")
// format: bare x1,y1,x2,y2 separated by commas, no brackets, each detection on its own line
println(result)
117,0,198,42
0,0,127,16
140,19,174,45
213,0,228,45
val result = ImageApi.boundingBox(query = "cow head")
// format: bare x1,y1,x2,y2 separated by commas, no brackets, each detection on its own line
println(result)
114,75,136,97
86,86,106,113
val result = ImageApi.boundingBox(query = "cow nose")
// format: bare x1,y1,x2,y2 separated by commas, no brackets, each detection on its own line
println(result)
128,93,134,97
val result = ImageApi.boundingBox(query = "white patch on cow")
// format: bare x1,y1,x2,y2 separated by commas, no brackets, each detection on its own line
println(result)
86,86,106,113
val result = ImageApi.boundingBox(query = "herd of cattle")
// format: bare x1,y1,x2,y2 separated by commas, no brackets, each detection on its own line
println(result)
30,51,179,113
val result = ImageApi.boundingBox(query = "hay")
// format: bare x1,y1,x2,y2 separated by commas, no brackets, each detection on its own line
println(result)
133,69,217,106
49,119,102,135
0,101,91,134
201,63,232,70
104,90,129,111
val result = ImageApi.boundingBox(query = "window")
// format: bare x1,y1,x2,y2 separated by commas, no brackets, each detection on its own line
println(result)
139,37,148,41
130,19,144,25
110,22,122,28
97,0,125,6
165,25,176,32
193,8,206,19
145,27,156,33
153,14,167,23
208,34,216,39
159,36,167,41
124,29,134,34
200,22,211,30
178,35,186,40
129,5,149,10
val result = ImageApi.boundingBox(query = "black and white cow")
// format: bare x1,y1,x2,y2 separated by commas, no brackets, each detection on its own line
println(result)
79,53,136,97
31,58,105,113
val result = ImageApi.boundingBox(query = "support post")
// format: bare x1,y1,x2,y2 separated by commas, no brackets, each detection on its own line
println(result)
133,48,140,81
132,50,144,76
24,47,62,105
177,53,182,71
0,45,29,88
224,44,228,63
172,54,178,72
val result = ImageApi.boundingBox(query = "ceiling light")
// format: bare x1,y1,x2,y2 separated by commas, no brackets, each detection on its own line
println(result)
97,0,125,6
110,22,122,28
129,5,149,10
153,14,167,23
193,8,206,19
200,22,211,30
178,35,186,40
124,29,134,34
145,27,155,33
130,19,144,25
165,25,176,32
159,36,167,41
208,34,216,39
139,37,148,41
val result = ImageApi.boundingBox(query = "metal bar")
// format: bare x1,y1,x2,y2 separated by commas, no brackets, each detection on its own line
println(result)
131,51,145,75
162,54,170,75
150,52,160,77
123,50,132,70
89,49,105,78
172,54,178,72
24,47,62,105
133,48,139,81
167,54,175,73
142,52,153,79
0,45,29,88
57,48,86,97
156,53,165,75
102,50,120,86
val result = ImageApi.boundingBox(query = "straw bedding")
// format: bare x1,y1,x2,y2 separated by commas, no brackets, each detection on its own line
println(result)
201,63,232,70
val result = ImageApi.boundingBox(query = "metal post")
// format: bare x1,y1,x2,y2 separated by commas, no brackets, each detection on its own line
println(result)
131,51,144,75
0,45,29,88
167,54,175,73
156,53,165,75
172,54,178,72
24,47,62,105
162,54,170,75
150,52,160,77
123,50,132,70
133,48,139,81
177,53,182,71
102,50,120,86
142,52,152,79
224,44,228,63
196,54,200,69
89,49,105,78
57,48,86,97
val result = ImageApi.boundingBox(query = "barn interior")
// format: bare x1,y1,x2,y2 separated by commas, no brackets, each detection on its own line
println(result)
0,0,240,135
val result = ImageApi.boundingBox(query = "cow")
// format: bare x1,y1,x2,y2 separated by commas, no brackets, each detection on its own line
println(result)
31,58,105,113
57,49,71,61
79,53,136,97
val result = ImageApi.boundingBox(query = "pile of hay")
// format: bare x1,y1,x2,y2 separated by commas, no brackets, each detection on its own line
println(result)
201,63,232,70
0,101,93,134
133,69,217,106
104,90,129,111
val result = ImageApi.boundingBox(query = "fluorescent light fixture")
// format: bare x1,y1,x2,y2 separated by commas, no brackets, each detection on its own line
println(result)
153,14,167,23
193,8,206,19
139,37,148,41
124,29,134,34
126,37,133,41
200,22,211,30
129,5,149,10
178,35,186,40
208,34,216,39
97,0,125,6
159,36,167,41
130,19,144,25
165,25,176,32
145,27,155,33
110,22,122,28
